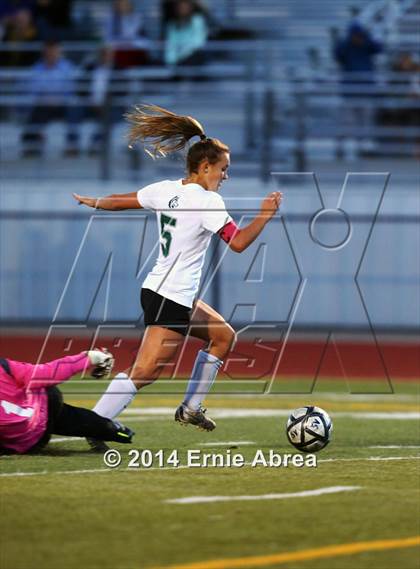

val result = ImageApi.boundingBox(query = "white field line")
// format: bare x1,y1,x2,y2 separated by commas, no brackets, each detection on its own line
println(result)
121,407,420,420
68,388,417,402
0,468,111,477
165,486,361,504
319,456,420,463
1,456,419,478
368,445,420,449
200,441,256,446
123,416,167,422
48,438,256,446
296,393,418,402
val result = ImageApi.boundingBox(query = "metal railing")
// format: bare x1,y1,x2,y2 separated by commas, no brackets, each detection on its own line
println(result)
1,64,419,180
260,74,420,180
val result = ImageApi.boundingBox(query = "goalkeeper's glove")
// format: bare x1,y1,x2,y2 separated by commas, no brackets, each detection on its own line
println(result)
87,348,115,378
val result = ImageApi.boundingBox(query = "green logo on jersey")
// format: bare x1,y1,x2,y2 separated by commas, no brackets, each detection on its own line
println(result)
168,196,180,209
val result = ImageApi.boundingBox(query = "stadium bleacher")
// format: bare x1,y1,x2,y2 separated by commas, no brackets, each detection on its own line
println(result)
0,0,419,179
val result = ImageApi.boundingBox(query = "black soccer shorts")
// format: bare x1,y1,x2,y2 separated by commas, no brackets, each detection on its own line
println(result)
141,288,192,336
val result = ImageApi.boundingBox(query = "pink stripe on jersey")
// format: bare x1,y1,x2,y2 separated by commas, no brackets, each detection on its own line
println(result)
0,353,90,454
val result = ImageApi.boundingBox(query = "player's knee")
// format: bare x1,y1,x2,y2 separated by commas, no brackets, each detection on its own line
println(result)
217,324,236,356
231,327,238,350
226,325,237,351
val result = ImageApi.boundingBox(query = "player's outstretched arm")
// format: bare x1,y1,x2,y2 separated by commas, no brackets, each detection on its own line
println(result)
228,192,282,253
8,349,114,389
73,192,142,211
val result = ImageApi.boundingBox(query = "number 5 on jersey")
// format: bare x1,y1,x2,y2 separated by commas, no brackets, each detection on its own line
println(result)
160,213,177,257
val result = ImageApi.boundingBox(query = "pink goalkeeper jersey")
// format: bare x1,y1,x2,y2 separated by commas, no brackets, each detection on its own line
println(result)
0,353,89,453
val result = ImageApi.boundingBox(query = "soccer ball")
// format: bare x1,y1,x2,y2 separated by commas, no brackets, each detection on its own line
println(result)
286,406,332,452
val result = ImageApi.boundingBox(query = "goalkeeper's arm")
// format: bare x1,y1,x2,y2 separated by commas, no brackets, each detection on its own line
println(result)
8,349,115,389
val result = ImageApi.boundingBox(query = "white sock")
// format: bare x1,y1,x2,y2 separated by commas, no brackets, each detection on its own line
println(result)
183,350,223,411
93,373,137,419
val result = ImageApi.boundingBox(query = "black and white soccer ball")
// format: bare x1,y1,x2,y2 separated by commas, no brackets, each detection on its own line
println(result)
286,406,332,452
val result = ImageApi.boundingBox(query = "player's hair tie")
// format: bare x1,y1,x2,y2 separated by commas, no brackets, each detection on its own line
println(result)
200,134,207,141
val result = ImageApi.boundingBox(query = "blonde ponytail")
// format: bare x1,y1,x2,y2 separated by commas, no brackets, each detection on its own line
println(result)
125,104,205,158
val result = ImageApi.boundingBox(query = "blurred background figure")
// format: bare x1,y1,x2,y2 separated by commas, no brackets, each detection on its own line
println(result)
101,0,151,68
378,51,420,150
333,22,383,158
21,40,81,157
333,23,383,79
82,45,128,155
163,0,209,66
1,7,39,67
299,47,329,86
161,0,214,39
0,0,34,31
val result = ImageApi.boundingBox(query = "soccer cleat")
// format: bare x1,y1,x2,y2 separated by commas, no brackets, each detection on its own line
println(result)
86,423,134,452
86,437,110,453
175,403,216,431
112,422,135,444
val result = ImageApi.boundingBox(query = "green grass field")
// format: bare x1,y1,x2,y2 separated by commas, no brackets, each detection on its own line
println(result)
1,378,419,569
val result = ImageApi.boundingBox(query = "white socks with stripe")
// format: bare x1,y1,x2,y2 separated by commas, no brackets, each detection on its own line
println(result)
183,350,223,411
93,351,222,419
93,372,137,420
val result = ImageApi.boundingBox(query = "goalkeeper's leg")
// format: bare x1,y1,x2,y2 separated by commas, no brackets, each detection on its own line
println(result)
53,403,134,443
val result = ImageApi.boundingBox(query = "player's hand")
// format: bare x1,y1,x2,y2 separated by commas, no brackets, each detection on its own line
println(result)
87,348,115,378
260,192,283,220
73,193,98,208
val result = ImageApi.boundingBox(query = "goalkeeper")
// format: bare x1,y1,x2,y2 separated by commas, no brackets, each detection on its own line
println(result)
0,349,134,454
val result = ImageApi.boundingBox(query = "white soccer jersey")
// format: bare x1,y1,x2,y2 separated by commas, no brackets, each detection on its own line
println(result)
137,179,232,308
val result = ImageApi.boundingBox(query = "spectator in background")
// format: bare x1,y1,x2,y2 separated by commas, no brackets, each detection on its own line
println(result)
1,7,39,67
82,45,123,155
334,23,383,82
86,46,113,155
333,24,383,159
392,51,420,80
164,0,208,66
0,0,34,25
86,46,114,108
102,0,150,68
21,40,81,157
378,52,420,148
302,47,328,84
103,0,143,42
161,0,213,39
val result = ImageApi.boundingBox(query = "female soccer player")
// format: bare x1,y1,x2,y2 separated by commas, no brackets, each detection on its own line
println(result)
0,349,134,454
74,104,282,432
